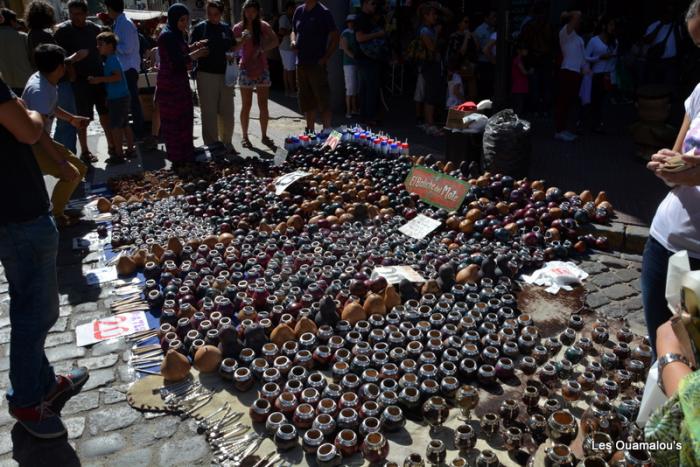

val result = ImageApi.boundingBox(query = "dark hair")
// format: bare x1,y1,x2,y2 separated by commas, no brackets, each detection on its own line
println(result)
104,0,125,14
25,1,56,30
241,0,262,46
97,30,118,47
206,1,224,13
67,0,88,13
1,8,17,24
34,43,66,73
284,1,296,10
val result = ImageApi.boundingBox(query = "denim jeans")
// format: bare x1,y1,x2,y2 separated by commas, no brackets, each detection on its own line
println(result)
0,214,59,407
124,68,145,139
357,60,381,121
53,81,77,153
641,236,700,355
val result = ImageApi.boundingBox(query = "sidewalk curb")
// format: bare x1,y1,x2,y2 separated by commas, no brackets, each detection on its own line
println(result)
580,221,649,254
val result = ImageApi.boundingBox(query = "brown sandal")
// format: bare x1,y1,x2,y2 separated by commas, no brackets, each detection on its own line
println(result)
241,137,253,149
80,151,98,163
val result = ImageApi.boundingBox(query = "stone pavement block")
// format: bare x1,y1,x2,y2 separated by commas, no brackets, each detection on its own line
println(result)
630,279,642,293
74,302,98,313
77,354,119,371
157,437,209,466
597,302,629,319
65,417,85,440
0,330,8,345
590,272,623,288
0,318,9,329
46,344,86,363
0,457,18,467
601,284,638,300
45,332,74,348
87,404,141,434
130,417,179,448
579,260,609,274
0,357,8,372
71,310,110,328
50,317,69,333
110,447,155,467
614,269,639,283
584,281,598,292
62,391,100,415
625,225,649,254
586,292,610,309
100,387,126,405
623,295,643,311
0,431,10,455
589,253,630,269
81,368,116,391
59,305,73,317
91,338,129,357
621,253,644,263
79,433,126,458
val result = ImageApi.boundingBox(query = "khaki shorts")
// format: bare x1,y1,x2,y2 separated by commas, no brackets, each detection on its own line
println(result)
297,64,331,113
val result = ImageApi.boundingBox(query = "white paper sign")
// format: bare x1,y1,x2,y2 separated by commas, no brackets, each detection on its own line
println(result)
85,266,118,285
398,214,442,239
274,148,289,166
273,171,311,195
371,266,426,284
75,311,150,346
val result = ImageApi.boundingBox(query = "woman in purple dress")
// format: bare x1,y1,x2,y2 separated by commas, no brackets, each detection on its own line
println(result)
156,4,208,165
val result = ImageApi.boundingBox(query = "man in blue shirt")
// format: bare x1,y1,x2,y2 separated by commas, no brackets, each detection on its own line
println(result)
105,0,145,140
291,0,339,133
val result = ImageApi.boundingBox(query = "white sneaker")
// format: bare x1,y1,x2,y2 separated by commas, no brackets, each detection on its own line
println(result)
345,114,352,119
554,132,575,142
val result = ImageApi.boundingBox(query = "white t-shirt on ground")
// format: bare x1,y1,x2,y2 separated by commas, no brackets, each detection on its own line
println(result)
446,72,463,108
645,21,677,59
584,35,617,74
650,82,700,258
559,25,584,73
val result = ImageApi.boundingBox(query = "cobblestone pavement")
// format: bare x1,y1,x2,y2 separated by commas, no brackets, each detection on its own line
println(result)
0,240,646,465
3,87,652,465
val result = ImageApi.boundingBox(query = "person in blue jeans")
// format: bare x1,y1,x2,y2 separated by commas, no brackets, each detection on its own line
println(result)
0,76,89,438
643,3,700,355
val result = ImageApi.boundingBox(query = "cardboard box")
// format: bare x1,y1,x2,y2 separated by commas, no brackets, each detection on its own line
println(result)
445,108,475,130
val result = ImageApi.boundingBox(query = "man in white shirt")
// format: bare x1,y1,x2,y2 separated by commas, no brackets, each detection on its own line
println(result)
554,11,583,142
643,5,680,86
105,0,144,139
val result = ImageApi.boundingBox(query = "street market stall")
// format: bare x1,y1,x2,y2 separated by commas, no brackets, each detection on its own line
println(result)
74,127,652,467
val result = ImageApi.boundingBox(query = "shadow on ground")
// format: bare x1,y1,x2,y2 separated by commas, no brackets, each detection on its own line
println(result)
11,424,79,467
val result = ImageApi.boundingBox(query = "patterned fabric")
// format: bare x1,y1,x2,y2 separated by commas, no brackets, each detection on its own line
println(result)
645,370,700,466
156,28,194,163
238,68,271,88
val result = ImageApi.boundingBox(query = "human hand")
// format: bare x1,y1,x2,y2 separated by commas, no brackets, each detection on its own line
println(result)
87,75,99,84
194,39,208,49
647,148,681,172
58,160,80,182
70,115,90,129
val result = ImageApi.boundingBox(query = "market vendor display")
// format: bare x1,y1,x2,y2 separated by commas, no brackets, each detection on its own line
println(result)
78,122,659,466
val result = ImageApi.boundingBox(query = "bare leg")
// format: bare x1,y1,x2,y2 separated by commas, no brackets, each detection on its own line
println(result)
257,86,270,139
351,95,359,115
78,127,89,154
125,126,135,151
322,109,332,129
98,114,112,153
345,95,352,115
424,103,435,126
240,88,253,140
111,128,124,157
151,103,160,137
305,111,316,133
